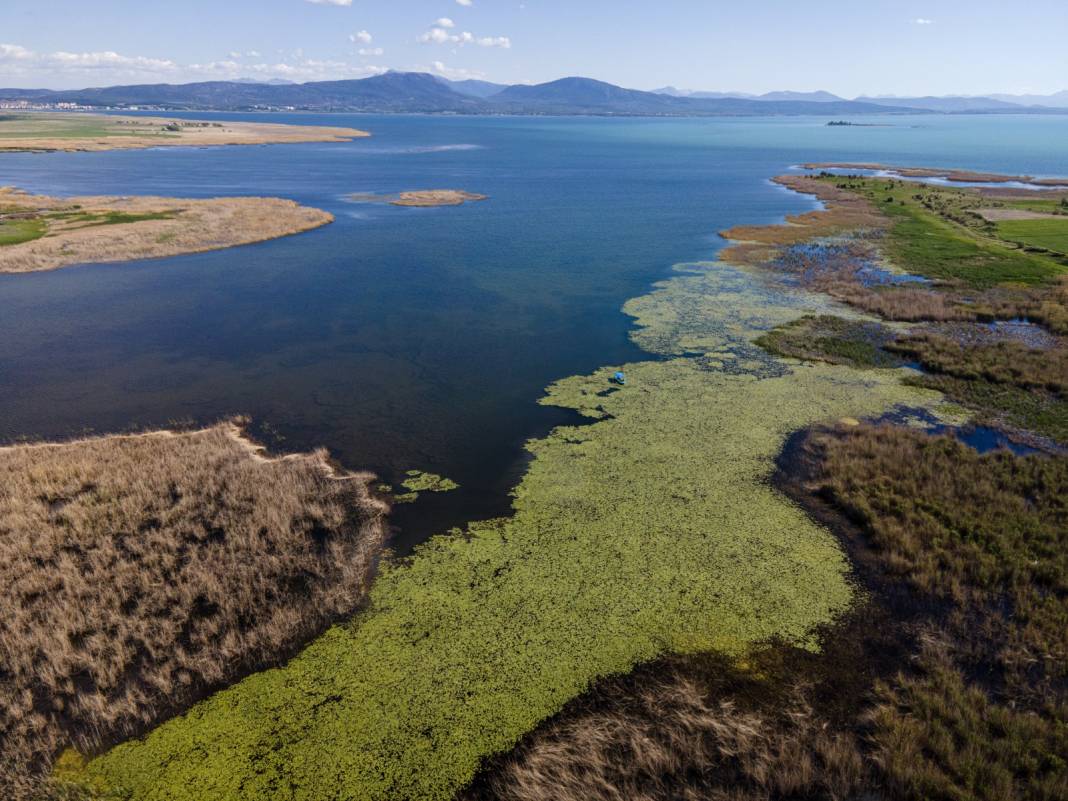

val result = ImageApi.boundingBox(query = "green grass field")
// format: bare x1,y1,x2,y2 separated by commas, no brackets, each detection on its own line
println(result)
818,176,1066,287
0,218,46,246
997,218,1068,255
0,113,173,141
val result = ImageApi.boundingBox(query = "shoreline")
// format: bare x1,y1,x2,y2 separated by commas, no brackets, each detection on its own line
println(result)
801,161,1068,187
66,170,955,800
43,162,1068,800
0,112,369,153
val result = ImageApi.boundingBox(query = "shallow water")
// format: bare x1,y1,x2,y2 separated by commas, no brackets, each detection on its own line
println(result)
2,113,1067,548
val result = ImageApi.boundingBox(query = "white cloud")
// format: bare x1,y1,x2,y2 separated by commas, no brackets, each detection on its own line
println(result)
419,27,450,44
436,17,456,28
430,60,485,81
912,17,935,24
358,47,384,56
304,0,353,5
349,30,373,44
456,0,473,5
0,42,386,86
418,23,510,48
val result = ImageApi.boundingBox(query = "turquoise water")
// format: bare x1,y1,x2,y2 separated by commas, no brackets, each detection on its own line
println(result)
1,113,1066,547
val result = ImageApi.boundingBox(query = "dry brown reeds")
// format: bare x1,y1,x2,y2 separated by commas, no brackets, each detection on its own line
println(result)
0,187,333,273
719,175,889,263
390,190,488,207
464,668,867,801
0,421,388,798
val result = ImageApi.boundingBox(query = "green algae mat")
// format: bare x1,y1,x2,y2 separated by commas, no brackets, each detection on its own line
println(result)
73,263,952,801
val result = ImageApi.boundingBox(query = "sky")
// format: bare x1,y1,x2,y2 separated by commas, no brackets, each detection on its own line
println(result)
2,0,1067,96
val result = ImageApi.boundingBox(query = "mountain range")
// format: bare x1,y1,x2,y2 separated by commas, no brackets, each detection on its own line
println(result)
2,72,1066,116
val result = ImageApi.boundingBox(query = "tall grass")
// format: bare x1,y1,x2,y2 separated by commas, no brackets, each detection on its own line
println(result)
0,422,388,799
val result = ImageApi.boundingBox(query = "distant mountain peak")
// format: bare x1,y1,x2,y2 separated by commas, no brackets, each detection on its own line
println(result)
2,72,1065,116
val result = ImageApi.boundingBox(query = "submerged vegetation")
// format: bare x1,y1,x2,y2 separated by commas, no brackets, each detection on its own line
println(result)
0,422,388,799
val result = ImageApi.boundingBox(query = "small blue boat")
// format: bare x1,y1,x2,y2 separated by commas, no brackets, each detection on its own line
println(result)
612,371,626,386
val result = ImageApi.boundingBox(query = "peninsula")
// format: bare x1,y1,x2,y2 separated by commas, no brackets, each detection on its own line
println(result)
0,112,369,153
0,186,334,273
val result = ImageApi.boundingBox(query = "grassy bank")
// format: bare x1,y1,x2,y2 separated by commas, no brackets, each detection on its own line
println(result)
0,218,46,246
0,423,388,799
813,174,1066,287
998,218,1068,254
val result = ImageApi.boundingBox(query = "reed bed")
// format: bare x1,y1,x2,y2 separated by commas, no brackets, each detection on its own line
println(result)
0,422,388,798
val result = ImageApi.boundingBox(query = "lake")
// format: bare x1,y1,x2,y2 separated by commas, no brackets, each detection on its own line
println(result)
2,112,1066,548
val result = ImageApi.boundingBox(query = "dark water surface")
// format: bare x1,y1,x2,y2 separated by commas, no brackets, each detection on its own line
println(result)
2,113,1066,548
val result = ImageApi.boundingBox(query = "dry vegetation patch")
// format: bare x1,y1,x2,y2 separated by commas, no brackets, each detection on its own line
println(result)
0,422,388,799
390,190,487,207
0,187,333,273
720,175,888,260
464,665,867,801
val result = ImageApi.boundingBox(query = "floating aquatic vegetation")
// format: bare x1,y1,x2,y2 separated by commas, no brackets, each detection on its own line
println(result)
400,470,460,493
623,261,846,358
77,259,954,801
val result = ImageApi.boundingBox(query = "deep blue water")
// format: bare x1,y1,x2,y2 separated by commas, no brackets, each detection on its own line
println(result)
2,113,1066,547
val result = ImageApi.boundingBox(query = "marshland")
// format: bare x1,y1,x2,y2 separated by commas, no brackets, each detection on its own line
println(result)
2,112,1068,800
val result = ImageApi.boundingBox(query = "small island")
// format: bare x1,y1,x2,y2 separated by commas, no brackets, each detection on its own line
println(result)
0,186,335,273
345,189,488,208
390,190,488,207
0,113,369,153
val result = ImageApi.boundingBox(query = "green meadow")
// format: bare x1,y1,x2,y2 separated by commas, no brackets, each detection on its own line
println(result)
817,176,1066,287
997,217,1068,255
0,218,46,246
0,113,173,141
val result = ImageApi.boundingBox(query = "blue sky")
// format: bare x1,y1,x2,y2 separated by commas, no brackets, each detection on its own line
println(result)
3,0,1067,95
